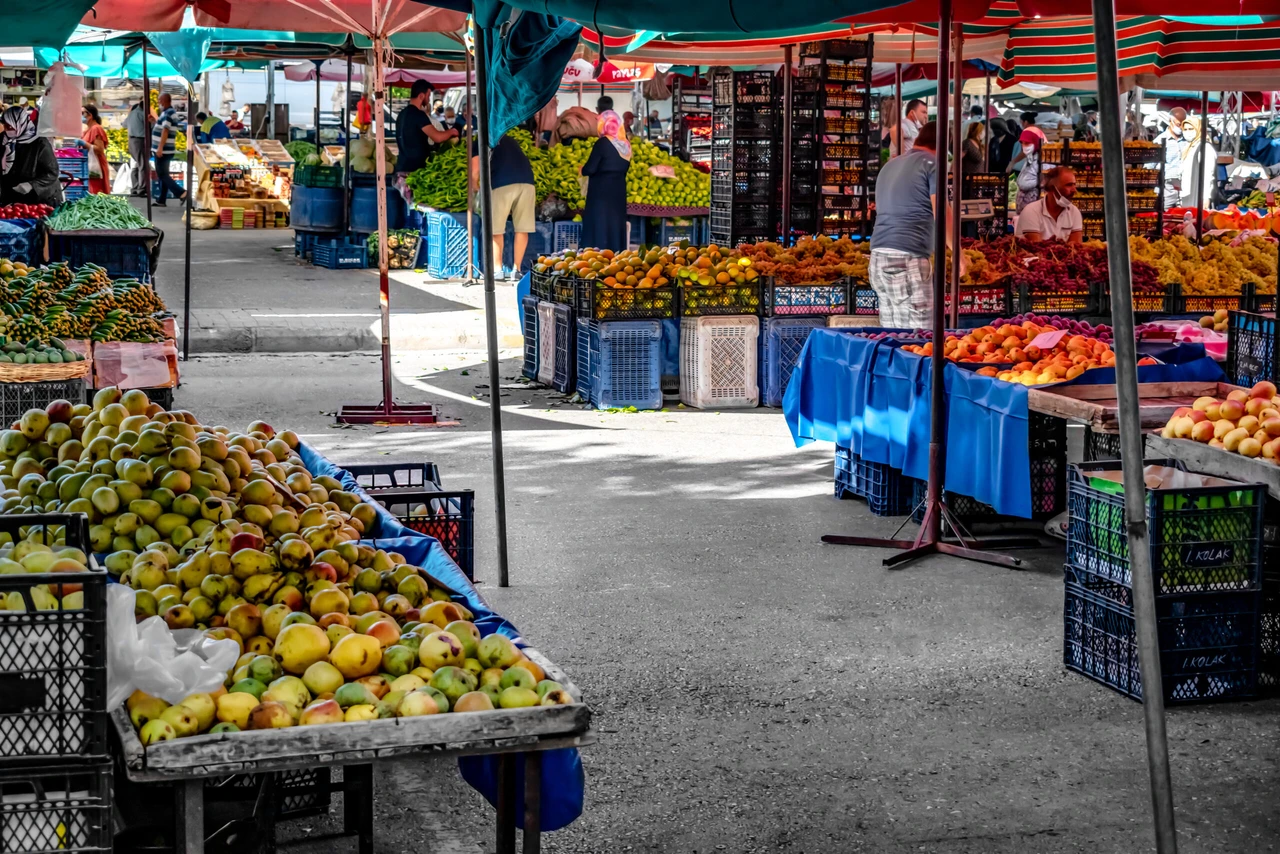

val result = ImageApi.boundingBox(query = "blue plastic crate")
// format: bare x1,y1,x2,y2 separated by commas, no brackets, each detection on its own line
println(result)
834,446,916,517
312,238,367,270
521,294,539,381
552,220,581,253
426,211,514,279
1066,460,1265,596
576,319,663,410
653,217,702,246
62,182,89,203
761,317,824,407
551,302,575,393
763,279,851,317
1064,568,1261,704
46,232,150,280
0,219,40,265
55,151,88,180
294,230,319,260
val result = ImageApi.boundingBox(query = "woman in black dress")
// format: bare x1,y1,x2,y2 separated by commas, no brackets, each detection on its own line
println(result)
0,106,61,207
580,110,630,251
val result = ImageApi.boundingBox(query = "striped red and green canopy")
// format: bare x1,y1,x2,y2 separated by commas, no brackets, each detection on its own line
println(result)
999,16,1280,88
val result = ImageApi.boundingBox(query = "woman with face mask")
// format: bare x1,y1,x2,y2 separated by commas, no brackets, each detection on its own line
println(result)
0,106,62,207
1011,128,1043,213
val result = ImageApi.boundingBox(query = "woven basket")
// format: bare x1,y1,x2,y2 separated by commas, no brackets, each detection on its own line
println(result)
0,355,92,383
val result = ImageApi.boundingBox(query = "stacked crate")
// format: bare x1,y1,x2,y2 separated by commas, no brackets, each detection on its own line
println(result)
0,514,112,851
1063,460,1265,704
572,279,675,411
709,70,778,247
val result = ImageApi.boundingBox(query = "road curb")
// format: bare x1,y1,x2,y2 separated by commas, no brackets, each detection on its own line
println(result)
185,318,523,354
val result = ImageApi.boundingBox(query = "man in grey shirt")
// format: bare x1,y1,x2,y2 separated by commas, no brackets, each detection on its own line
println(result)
125,99,148,197
1155,107,1187,210
869,121,962,328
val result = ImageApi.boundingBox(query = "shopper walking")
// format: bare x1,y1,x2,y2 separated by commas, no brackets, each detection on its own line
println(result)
1010,127,1043,213
869,122,960,328
0,106,62,207
151,93,185,206
125,97,148,196
471,132,536,278
961,121,985,175
579,110,630,253
987,117,1016,175
1155,107,1188,209
80,105,110,195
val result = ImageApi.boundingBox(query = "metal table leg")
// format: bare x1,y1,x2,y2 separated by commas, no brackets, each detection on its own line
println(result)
343,764,375,854
523,752,542,854
176,779,204,854
496,755,516,854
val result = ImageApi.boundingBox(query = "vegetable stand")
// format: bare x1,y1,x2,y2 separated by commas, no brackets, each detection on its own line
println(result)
110,647,594,854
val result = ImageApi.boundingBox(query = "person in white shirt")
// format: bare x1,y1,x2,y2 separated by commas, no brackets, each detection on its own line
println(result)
898,99,927,155
1015,166,1083,243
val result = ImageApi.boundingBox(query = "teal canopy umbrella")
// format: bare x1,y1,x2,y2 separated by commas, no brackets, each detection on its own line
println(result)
0,0,98,48
34,45,226,77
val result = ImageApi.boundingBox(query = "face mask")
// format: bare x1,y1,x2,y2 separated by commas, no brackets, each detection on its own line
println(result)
1022,143,1036,157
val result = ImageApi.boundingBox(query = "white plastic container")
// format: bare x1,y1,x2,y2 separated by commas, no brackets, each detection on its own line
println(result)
536,301,556,386
828,314,881,327
679,315,760,409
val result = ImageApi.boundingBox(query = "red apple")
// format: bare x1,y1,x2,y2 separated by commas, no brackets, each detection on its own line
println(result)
229,532,265,555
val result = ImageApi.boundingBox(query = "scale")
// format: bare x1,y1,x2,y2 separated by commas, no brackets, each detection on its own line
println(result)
959,198,994,221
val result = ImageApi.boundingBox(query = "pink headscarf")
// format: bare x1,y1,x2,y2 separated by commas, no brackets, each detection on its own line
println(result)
597,109,631,161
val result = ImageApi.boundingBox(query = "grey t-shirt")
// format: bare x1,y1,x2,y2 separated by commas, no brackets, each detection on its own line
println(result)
871,148,937,257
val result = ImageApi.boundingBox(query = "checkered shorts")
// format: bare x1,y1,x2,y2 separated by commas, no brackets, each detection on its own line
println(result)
869,248,933,329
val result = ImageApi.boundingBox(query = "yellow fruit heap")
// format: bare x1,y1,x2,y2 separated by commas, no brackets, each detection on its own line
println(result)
535,243,758,290
1128,235,1277,296
735,236,869,284
1162,381,1280,462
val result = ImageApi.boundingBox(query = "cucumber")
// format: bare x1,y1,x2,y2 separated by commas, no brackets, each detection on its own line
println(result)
12,353,26,364
32,353,47,364
47,352,62,363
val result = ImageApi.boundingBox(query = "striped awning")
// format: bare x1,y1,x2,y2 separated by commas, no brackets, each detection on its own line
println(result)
999,15,1280,89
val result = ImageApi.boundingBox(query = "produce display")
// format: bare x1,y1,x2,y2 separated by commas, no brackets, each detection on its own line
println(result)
0,203,53,220
406,133,711,213
986,313,1114,344
0,260,167,343
903,320,1116,385
734,236,869,283
1129,235,1277,295
0,391,575,737
106,128,129,163
950,237,1162,295
45,194,152,231
349,138,397,174
365,229,421,269
284,141,317,163
535,243,759,290
1199,310,1231,334
1160,381,1280,463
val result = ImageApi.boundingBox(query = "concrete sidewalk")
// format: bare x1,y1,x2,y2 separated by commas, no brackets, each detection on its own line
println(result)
145,201,522,353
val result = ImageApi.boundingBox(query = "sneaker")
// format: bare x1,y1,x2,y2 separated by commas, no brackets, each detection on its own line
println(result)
153,200,167,207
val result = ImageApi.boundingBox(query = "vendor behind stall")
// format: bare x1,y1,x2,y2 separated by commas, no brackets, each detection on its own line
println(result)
395,80,459,175
195,111,230,143
869,121,962,328
1014,166,1082,243
0,106,61,207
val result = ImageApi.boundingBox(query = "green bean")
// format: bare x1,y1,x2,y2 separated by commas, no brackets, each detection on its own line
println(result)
45,194,151,231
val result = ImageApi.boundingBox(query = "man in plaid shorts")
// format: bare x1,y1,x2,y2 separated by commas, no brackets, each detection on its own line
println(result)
869,121,963,328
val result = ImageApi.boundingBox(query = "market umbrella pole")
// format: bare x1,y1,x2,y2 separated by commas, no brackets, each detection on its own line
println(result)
184,86,196,362
983,73,990,171
821,0,1031,568
344,47,352,232
949,22,963,329
895,63,902,157
781,45,792,243
466,47,476,283
143,44,151,222
473,21,512,588
335,34,438,427
314,60,323,145
1092,0,1179,849
1195,90,1209,243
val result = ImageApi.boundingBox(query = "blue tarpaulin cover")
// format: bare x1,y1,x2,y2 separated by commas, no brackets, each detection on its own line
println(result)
783,328,1225,518
298,442,586,832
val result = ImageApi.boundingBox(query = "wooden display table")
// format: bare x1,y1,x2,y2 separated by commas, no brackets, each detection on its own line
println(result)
1026,381,1244,433
1145,434,1280,500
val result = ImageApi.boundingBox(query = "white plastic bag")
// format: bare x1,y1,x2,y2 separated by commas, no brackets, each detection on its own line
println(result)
106,584,239,709
36,63,84,139
112,161,133,195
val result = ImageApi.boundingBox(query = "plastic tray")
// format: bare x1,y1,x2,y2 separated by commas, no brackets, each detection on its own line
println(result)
341,461,443,491
0,514,107,767
0,219,40,266
1064,573,1259,704
1225,310,1278,388
0,379,86,426
553,221,582,253
46,233,152,281
1066,459,1265,595
293,163,344,188
312,238,367,270
0,764,112,852
1083,429,1146,463
679,283,762,317
835,446,916,516
574,281,678,321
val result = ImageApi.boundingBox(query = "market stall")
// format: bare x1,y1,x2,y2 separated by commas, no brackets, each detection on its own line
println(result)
193,140,293,229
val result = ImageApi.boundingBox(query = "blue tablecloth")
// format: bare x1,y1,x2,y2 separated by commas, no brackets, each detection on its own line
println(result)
783,329,1224,518
299,443,585,832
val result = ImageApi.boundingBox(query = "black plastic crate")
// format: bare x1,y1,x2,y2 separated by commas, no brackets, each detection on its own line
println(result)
763,278,849,316
945,282,1013,317
521,293,539,380
1166,282,1247,315
1225,310,1278,388
363,488,475,580
0,380,86,426
1064,577,1260,704
835,446,916,516
530,269,555,302
0,514,107,768
0,764,112,852
850,284,878,315
1066,460,1265,596
45,233,153,281
1262,569,1279,694
911,452,1066,524
341,461,443,491
679,282,762,317
1018,282,1095,315
1083,428,1146,462
574,280,677,321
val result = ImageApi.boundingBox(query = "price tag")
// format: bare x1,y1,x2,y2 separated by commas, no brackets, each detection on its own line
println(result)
1268,192,1276,207
1028,329,1068,350
648,165,676,179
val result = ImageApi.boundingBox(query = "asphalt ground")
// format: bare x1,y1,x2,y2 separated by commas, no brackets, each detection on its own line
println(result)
157,350,1280,854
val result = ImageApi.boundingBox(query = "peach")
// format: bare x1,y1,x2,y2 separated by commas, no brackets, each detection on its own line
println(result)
1264,418,1280,438
1209,438,1225,449
1238,415,1261,434
1250,380,1277,399
1172,406,1192,418
1173,416,1196,439
1265,439,1280,460
1204,401,1222,421
1239,437,1263,458
1261,408,1280,422
1246,397,1268,417
1213,419,1237,440
1193,396,1218,412
1227,390,1251,404
1191,421,1216,443
1224,427,1250,452
1219,399,1246,421
1187,409,1209,424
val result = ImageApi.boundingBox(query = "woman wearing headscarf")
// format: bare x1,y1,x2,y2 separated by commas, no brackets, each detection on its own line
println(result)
1180,117,1218,210
1011,127,1043,213
0,106,61,207
579,109,630,251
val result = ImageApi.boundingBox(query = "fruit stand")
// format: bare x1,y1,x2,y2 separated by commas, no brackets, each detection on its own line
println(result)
194,141,292,229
